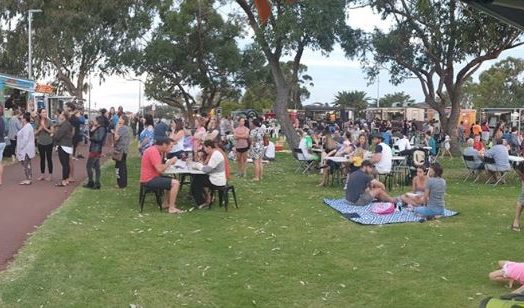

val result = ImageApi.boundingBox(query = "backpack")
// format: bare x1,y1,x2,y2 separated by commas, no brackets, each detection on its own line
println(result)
371,202,395,215
479,293,524,308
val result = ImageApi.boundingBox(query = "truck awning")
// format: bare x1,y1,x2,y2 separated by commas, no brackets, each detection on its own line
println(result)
461,0,524,31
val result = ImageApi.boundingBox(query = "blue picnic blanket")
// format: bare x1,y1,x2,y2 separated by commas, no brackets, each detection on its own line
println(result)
324,199,458,225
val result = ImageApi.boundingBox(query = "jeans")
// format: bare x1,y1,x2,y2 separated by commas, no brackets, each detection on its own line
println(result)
190,174,220,205
86,156,101,185
115,153,127,188
414,207,444,217
0,142,6,161
37,143,53,174
20,154,32,181
58,146,70,180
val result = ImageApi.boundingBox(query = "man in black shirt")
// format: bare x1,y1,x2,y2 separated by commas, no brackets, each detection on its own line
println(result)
345,160,397,206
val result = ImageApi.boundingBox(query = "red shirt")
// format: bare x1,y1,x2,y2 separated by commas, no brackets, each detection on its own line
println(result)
473,140,485,151
140,146,162,183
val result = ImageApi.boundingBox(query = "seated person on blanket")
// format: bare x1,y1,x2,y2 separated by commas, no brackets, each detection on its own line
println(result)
489,260,524,294
345,160,397,206
411,163,446,218
400,166,427,206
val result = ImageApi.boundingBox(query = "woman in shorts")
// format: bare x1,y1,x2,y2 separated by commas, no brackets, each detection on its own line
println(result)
234,117,250,177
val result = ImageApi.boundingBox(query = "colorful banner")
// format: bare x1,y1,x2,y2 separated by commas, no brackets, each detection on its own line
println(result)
0,73,36,93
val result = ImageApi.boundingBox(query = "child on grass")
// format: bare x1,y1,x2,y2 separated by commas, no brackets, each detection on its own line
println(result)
489,260,524,294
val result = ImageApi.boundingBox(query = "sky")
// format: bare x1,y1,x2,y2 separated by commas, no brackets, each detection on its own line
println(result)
85,6,524,113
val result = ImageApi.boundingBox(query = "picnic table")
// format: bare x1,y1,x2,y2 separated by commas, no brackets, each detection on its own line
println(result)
164,160,206,176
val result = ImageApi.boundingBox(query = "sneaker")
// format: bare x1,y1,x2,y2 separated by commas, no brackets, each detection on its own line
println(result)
83,181,94,188
92,183,101,190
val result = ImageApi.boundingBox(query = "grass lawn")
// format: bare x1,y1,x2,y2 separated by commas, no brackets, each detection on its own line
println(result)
0,151,522,307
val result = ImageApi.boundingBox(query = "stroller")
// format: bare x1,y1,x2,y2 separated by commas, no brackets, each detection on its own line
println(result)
401,147,431,184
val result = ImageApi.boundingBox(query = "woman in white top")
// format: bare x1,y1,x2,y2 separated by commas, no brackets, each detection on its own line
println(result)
167,119,185,159
191,140,227,209
16,112,36,185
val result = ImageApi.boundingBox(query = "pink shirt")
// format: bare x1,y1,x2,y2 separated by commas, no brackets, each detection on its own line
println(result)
140,146,162,183
504,262,524,283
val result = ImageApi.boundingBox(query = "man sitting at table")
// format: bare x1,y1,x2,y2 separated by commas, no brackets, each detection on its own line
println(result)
191,140,227,209
483,138,511,181
345,160,398,206
371,133,392,174
394,133,412,153
463,138,483,169
140,137,183,214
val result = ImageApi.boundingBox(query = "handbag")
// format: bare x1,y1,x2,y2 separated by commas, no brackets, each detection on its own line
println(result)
112,149,124,161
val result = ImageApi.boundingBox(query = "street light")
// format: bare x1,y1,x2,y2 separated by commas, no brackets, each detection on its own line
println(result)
126,78,145,114
28,9,42,80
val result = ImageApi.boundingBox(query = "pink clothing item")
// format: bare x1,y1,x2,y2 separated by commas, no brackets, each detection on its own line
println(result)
193,127,206,152
503,262,524,283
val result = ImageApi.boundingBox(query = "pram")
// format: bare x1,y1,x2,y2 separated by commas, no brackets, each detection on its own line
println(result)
400,147,431,184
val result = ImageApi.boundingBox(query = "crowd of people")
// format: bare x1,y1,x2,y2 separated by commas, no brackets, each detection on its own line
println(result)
138,113,276,213
0,104,130,189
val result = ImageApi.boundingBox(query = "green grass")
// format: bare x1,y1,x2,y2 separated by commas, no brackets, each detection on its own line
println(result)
0,152,522,307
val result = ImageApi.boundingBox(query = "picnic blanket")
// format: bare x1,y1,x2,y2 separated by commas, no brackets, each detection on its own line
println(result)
323,199,458,225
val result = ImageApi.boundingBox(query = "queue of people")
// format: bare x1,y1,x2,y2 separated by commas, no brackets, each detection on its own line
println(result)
0,104,129,189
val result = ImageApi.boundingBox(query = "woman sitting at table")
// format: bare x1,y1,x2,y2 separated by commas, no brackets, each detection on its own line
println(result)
355,133,368,151
190,140,227,209
337,131,355,157
318,134,339,187
400,166,427,206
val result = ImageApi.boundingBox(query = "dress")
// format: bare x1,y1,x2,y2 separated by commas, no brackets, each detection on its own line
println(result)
249,127,265,160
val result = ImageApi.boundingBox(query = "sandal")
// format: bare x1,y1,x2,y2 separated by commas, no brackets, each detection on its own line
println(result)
19,181,32,185
198,203,210,210
512,225,521,232
168,208,186,214
55,182,67,187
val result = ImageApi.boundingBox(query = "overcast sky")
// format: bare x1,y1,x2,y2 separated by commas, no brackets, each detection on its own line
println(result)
84,6,524,113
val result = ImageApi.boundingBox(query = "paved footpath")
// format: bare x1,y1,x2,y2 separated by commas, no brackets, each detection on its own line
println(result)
0,144,110,270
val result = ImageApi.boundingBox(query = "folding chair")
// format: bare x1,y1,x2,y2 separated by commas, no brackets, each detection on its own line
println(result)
293,148,317,174
483,156,510,186
462,155,482,183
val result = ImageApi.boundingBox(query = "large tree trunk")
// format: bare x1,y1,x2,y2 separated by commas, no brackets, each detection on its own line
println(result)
445,99,462,155
268,59,300,150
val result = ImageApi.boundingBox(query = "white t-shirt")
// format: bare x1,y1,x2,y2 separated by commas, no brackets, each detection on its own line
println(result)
375,142,392,174
394,137,411,152
264,141,275,159
298,138,313,160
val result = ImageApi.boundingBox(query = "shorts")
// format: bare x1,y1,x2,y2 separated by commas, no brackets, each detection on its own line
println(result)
143,176,173,190
237,147,249,153
0,142,5,161
355,192,374,206
414,207,444,217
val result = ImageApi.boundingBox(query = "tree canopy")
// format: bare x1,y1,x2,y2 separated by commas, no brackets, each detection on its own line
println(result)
333,90,369,115
234,0,361,148
0,0,157,99
379,91,415,107
463,57,524,109
123,0,242,121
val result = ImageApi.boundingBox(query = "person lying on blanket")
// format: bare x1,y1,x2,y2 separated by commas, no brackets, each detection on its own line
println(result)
345,160,398,206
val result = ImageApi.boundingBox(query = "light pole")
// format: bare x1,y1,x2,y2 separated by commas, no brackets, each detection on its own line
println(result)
28,9,42,80
126,78,144,114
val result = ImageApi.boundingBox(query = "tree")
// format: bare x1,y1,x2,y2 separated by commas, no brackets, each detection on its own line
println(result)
463,57,524,109
126,0,242,123
0,0,156,99
0,27,27,76
333,90,370,116
234,0,360,149
378,91,415,107
362,0,523,154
